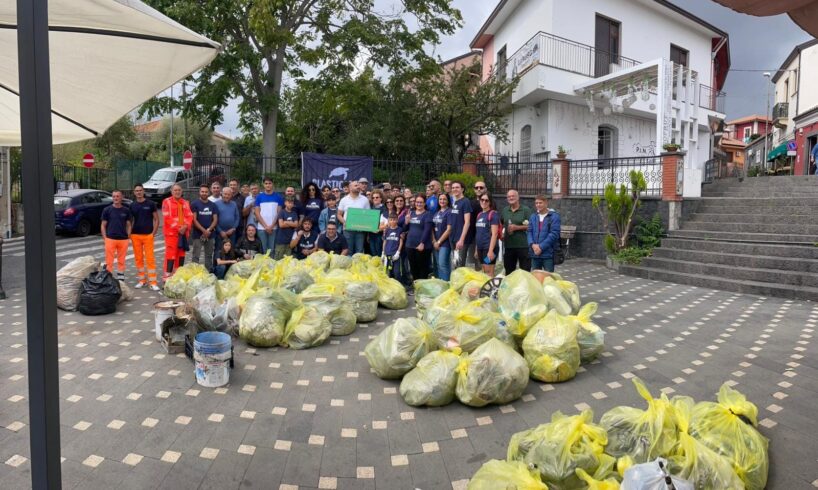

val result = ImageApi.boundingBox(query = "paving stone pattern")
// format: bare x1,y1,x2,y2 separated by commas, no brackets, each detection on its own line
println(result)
1,259,817,489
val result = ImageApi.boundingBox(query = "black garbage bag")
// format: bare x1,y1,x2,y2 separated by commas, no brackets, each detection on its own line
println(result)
78,270,122,316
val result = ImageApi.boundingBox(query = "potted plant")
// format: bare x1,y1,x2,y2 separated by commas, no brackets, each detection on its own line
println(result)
556,145,570,159
662,141,680,152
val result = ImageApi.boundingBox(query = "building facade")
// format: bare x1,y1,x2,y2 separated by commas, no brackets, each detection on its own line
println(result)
770,38,818,175
470,0,730,197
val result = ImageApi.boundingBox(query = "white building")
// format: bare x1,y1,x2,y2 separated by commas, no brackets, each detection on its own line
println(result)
470,0,730,197
770,38,818,175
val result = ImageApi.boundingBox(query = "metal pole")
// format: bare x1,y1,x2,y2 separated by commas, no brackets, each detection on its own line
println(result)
764,72,771,172
169,84,174,167
17,0,63,487
0,237,6,300
182,81,188,151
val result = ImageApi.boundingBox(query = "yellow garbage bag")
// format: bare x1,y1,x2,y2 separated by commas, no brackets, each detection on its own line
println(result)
555,279,581,314
669,396,745,489
378,278,408,310
542,278,574,316
455,338,529,407
522,310,580,383
364,318,436,379
433,301,497,353
460,280,484,301
575,469,620,490
281,305,332,350
163,262,211,299
689,384,768,490
450,267,489,293
235,268,263,306
498,269,549,339
414,278,451,317
329,253,352,269
423,289,465,326
304,250,330,271
399,349,461,407
616,456,634,479
239,293,289,347
467,460,548,490
569,302,605,363
299,284,356,336
600,377,678,463
507,410,609,489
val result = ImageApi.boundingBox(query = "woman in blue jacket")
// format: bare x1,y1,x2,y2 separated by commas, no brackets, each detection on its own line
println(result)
526,194,561,272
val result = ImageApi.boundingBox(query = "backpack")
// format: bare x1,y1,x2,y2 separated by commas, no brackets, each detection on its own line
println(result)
488,210,504,239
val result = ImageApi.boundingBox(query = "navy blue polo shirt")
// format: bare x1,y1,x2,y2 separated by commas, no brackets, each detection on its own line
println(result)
475,210,500,251
129,199,157,235
190,199,219,239
101,205,133,240
448,196,472,248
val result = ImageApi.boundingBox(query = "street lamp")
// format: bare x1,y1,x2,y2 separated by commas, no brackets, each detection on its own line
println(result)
763,72,771,172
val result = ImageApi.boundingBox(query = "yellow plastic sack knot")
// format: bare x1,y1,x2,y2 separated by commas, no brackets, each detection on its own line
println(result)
718,383,759,427
455,357,471,376
616,456,634,479
454,310,482,324
575,469,620,490
575,302,598,324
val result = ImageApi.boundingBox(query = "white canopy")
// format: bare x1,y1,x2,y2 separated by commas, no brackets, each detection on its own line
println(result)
0,0,220,145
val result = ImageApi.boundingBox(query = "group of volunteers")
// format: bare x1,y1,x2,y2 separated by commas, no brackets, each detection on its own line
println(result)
99,173,561,291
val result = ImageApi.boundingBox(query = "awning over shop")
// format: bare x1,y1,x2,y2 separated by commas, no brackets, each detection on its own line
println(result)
767,142,788,161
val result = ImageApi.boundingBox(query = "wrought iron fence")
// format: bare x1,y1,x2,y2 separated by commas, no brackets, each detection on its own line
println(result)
479,154,552,197
373,159,461,191
568,156,663,197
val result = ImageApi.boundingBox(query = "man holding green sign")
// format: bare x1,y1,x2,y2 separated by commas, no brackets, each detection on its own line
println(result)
337,180,372,255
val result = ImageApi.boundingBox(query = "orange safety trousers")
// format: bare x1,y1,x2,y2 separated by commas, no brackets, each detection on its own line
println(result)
164,233,185,273
131,233,157,286
104,238,129,274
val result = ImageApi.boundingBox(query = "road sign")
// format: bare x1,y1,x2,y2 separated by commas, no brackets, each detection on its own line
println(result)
182,150,193,170
787,140,797,151
82,153,94,168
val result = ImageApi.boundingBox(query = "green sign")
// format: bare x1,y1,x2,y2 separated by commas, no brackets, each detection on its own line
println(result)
345,208,382,233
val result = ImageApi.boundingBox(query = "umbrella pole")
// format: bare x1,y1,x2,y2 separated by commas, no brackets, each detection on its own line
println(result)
17,0,63,487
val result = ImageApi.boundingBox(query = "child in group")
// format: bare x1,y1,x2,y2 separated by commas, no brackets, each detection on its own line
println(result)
214,240,239,279
383,213,405,286
275,196,300,259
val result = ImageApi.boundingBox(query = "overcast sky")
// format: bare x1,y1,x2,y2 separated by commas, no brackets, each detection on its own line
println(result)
213,0,813,137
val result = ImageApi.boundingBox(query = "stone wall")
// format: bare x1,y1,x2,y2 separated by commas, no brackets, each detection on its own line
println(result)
503,195,701,259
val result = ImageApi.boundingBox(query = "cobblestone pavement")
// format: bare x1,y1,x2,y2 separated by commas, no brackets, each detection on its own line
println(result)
0,259,817,489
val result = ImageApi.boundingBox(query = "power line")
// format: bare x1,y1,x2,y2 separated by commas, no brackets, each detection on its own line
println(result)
728,68,797,73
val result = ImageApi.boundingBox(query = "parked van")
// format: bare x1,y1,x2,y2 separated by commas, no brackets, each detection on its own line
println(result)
141,167,195,202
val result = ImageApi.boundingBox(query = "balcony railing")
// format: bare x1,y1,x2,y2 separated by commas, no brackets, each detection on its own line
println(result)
501,31,640,80
699,84,726,113
500,31,726,113
772,102,789,121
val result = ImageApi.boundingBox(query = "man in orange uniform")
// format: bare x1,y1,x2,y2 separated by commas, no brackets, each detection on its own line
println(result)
130,184,161,290
162,184,194,280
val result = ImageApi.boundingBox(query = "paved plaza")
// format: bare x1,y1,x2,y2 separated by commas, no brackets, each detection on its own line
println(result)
0,259,817,489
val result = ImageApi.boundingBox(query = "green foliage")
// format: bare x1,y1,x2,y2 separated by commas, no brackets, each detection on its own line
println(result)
611,247,652,265
140,0,463,158
635,213,664,249
603,234,617,255
747,166,761,177
557,145,569,155
228,136,263,157
592,170,647,253
439,172,484,199
232,157,263,185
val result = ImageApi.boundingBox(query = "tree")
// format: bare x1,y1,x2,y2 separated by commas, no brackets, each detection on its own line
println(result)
139,0,462,170
93,116,136,161
592,170,648,254
409,59,517,162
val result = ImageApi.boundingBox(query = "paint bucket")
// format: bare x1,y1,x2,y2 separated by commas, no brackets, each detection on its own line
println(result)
153,301,185,341
193,331,232,388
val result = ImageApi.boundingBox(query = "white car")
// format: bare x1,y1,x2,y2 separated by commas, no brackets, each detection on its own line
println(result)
141,167,196,202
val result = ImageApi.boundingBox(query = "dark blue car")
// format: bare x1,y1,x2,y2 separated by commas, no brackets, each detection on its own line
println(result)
54,189,130,237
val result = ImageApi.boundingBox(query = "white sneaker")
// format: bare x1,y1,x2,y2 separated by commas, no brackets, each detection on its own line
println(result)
149,284,161,292
134,282,146,289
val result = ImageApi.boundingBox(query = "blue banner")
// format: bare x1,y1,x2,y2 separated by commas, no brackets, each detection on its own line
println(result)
301,152,373,189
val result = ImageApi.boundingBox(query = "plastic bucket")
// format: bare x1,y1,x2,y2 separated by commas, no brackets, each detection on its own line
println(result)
193,331,232,388
153,301,185,341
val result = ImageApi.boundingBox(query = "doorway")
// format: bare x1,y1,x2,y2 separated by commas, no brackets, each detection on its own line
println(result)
807,134,817,175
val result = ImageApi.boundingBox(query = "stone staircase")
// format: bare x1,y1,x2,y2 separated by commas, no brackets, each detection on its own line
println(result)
619,175,818,300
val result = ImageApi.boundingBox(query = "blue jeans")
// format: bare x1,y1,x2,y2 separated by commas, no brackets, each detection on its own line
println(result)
214,264,229,279
369,233,383,258
531,256,555,272
257,228,277,254
344,231,365,256
435,246,451,281
214,232,238,267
